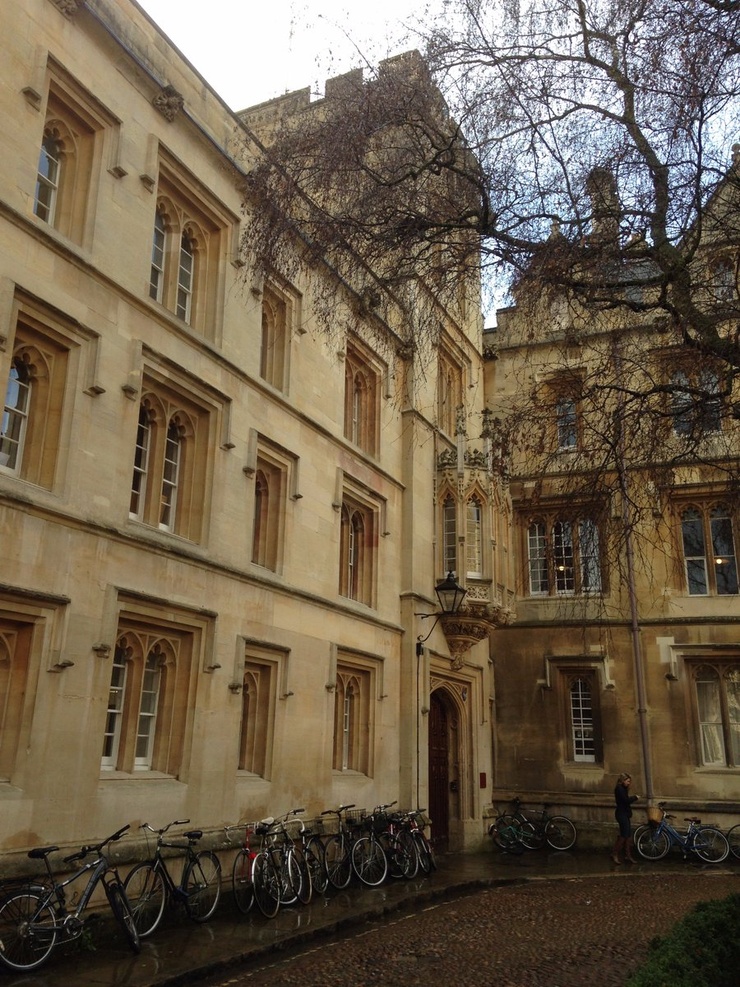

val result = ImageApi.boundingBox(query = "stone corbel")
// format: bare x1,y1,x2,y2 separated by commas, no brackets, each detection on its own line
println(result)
152,85,184,122
49,0,86,16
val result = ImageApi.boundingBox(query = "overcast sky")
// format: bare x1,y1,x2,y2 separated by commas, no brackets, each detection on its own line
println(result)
136,0,436,111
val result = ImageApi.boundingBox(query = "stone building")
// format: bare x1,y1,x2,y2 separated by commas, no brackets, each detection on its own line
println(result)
484,172,740,836
0,0,509,868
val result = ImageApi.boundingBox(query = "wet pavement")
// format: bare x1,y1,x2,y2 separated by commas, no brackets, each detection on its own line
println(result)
1,848,737,987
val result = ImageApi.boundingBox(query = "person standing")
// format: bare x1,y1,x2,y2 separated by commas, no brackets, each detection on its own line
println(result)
612,772,638,864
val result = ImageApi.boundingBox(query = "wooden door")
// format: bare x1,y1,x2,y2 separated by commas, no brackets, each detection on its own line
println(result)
428,692,450,852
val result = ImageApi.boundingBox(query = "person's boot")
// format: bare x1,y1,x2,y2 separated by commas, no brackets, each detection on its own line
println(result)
611,837,624,864
624,838,637,863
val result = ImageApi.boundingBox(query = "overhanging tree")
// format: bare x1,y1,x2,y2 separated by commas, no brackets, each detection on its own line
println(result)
242,0,740,374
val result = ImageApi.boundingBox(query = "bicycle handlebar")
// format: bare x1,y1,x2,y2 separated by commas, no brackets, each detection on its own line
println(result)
321,803,355,816
62,824,131,864
140,819,190,836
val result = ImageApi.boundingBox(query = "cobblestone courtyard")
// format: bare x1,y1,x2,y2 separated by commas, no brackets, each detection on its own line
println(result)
201,872,739,987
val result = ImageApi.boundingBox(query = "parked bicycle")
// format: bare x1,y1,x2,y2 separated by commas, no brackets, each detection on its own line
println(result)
406,809,437,874
636,803,729,863
123,819,221,938
224,819,281,919
488,798,577,852
0,824,139,972
320,804,365,889
382,807,418,879
260,808,311,906
291,812,328,897
488,803,536,853
350,802,416,886
521,801,578,850
726,822,740,860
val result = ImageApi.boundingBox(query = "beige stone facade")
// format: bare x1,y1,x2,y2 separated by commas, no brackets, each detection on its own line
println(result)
485,277,740,837
0,0,507,870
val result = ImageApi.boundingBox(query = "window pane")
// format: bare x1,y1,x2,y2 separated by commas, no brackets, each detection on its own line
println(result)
570,678,595,761
1,361,30,471
159,420,180,530
101,645,127,768
252,471,268,567
696,669,725,765
333,666,371,774
351,375,363,445
149,210,166,302
176,233,194,322
682,508,708,595
349,511,363,600
239,661,272,775
260,292,288,390
553,521,574,593
34,134,60,224
698,369,722,433
556,397,577,449
466,497,482,577
528,521,548,595
711,258,735,302
710,507,739,595
129,405,150,518
443,496,456,576
686,559,709,595
579,520,601,593
672,370,692,435
342,686,353,770
727,669,740,766
135,651,161,769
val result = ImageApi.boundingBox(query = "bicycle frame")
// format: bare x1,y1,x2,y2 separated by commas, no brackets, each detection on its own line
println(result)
153,828,216,902
25,826,132,933
0,824,139,972
636,803,729,864
45,855,115,924
651,815,701,851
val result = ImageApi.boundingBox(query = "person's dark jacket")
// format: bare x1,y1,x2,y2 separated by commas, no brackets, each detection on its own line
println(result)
614,784,638,818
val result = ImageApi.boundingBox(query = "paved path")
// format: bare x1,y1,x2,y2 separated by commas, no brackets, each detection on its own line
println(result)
2,851,737,987
194,871,739,987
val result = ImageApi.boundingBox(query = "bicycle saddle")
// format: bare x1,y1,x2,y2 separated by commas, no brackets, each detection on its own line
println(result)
27,846,59,859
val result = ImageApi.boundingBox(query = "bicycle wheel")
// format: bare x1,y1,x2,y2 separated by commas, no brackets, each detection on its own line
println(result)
693,827,730,863
183,850,221,922
231,848,255,914
726,823,740,860
397,830,419,879
636,827,670,860
305,841,328,895
545,815,577,851
105,880,141,953
518,820,545,850
252,851,280,918
291,847,312,905
351,836,388,886
386,834,415,879
490,814,522,852
324,834,352,889
123,862,166,938
0,889,58,972
413,831,436,873
275,849,301,906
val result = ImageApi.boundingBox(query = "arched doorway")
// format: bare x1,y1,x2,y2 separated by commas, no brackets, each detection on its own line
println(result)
428,690,452,852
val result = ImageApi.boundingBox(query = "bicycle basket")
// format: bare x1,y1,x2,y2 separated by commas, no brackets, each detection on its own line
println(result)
368,812,389,834
646,806,663,827
346,809,366,831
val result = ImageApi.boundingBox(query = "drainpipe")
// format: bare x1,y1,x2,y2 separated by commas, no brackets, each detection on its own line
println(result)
613,340,654,801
